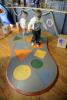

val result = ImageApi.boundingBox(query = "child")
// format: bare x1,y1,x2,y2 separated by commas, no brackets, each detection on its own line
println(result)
28,9,47,47
19,10,28,35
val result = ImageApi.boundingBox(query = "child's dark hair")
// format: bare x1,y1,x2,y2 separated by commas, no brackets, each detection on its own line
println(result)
32,9,42,18
37,10,42,18
23,10,28,15
20,10,28,16
32,9,42,14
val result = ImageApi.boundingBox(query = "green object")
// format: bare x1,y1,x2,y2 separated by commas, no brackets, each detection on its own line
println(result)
14,35,22,41
31,59,43,68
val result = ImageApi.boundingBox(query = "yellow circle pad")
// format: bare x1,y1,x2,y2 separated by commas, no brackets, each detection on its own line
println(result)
13,65,31,80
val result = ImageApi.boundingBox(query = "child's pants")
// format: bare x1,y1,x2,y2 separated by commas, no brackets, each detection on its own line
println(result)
32,29,41,45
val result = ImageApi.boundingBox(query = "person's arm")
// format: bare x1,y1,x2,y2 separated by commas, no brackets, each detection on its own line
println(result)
28,17,35,32
28,19,32,31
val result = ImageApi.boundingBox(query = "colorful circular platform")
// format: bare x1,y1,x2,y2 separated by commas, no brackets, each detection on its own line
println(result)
6,37,58,96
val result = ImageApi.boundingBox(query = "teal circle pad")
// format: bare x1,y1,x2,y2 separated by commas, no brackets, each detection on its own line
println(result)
31,59,43,68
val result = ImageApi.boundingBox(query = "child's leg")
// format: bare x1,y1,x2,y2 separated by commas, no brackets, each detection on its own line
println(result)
31,30,36,43
36,29,41,45
22,29,26,35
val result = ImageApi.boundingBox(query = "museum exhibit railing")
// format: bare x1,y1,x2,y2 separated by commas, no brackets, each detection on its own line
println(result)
46,1,67,11
0,0,67,11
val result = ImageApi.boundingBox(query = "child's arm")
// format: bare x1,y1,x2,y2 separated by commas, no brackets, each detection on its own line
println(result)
28,20,32,32
28,17,35,32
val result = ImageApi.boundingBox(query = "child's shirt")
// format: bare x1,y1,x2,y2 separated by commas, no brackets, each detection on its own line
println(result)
28,16,47,31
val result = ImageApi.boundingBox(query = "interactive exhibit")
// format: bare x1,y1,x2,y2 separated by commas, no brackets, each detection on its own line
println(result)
0,3,15,39
6,34,58,95
0,3,60,96
0,4,15,25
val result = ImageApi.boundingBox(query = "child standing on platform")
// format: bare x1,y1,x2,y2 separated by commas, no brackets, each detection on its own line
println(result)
19,10,28,35
28,9,47,47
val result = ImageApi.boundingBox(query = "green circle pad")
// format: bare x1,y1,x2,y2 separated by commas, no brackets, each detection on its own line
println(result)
31,59,43,68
